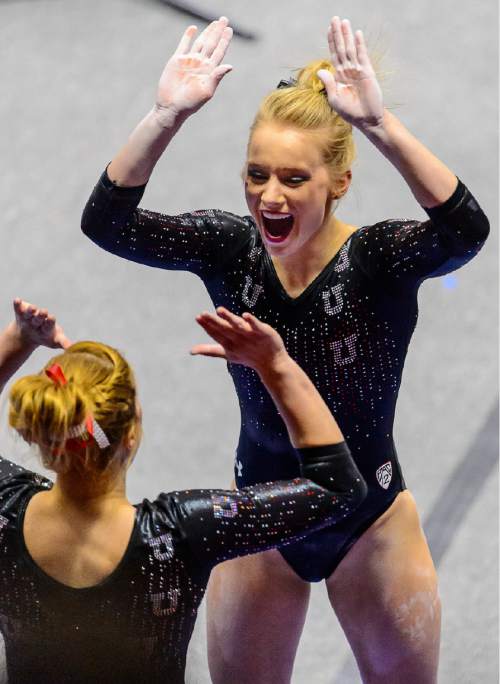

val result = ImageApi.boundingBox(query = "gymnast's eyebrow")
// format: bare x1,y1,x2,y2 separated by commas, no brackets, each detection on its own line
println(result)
247,164,312,175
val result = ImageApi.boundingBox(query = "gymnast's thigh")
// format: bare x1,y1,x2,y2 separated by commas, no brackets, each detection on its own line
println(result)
326,491,441,684
206,548,311,684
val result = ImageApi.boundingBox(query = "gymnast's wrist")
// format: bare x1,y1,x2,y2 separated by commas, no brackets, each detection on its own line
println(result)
150,103,189,131
254,350,293,384
361,109,399,147
1,321,38,357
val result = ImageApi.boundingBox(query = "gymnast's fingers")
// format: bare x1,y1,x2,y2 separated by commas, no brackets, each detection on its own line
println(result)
342,19,357,65
210,26,233,66
201,16,229,58
216,307,251,331
192,17,221,54
41,315,56,333
30,309,49,329
190,343,227,359
241,311,265,331
13,298,23,316
331,16,347,66
196,314,235,347
355,29,370,68
174,25,198,56
197,311,234,333
14,299,35,319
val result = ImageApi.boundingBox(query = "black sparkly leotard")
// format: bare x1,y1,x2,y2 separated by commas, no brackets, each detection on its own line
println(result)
82,173,489,581
0,443,365,683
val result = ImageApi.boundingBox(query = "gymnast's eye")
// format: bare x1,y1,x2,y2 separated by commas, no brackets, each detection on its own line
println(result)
284,176,308,186
247,169,268,183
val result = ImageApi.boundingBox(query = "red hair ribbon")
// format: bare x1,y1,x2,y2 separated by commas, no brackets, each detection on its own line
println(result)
45,363,67,386
46,364,92,451
45,364,110,452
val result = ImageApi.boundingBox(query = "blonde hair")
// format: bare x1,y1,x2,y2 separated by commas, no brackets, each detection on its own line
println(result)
8,341,138,477
250,60,355,191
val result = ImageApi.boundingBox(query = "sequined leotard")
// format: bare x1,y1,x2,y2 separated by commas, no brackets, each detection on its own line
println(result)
82,173,489,581
0,443,365,683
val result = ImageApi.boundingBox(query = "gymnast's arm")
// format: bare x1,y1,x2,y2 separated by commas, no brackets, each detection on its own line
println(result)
350,180,489,284
104,18,233,188
80,22,246,273
319,17,457,208
165,441,364,567
0,299,71,395
163,308,367,566
0,300,71,484
81,170,253,275
192,308,346,449
319,17,489,279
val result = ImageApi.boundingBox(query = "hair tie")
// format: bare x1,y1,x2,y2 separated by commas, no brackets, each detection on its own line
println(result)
45,363,111,451
276,76,328,97
276,78,297,89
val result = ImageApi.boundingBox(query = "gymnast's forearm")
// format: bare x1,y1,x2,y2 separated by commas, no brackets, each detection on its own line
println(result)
177,444,367,567
106,20,233,188
257,354,344,449
0,323,36,393
362,109,458,209
107,107,187,187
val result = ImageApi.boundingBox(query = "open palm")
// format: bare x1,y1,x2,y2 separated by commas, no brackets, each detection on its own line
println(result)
156,17,233,118
191,307,287,371
318,17,384,129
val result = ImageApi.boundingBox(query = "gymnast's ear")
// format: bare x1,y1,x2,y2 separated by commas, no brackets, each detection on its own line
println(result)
121,406,143,465
332,170,352,200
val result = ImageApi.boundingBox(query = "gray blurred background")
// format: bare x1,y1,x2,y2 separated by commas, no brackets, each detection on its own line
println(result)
0,0,497,682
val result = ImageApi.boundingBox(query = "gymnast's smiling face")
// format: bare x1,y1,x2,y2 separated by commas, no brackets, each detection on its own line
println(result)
244,122,339,259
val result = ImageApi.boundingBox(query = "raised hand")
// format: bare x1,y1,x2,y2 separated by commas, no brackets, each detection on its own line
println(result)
155,17,233,122
193,307,345,448
317,16,384,130
191,307,287,373
13,299,72,350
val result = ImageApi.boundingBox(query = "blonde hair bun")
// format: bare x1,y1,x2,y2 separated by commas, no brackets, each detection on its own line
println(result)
295,59,335,94
8,341,138,477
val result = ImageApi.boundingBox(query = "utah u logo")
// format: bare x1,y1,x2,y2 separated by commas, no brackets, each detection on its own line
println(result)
150,588,180,617
242,275,264,307
212,494,239,519
334,243,350,272
322,284,344,316
330,333,357,366
148,533,174,561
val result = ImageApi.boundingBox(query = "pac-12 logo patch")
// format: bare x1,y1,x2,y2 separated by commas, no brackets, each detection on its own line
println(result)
376,462,392,490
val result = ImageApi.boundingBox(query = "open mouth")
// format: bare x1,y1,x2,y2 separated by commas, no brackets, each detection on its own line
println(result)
260,211,295,243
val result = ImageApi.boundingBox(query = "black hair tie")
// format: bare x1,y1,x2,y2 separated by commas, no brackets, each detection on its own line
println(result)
276,78,297,89
276,76,328,97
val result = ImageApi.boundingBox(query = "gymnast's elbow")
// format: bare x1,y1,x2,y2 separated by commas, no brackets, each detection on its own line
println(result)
80,200,99,240
80,200,116,249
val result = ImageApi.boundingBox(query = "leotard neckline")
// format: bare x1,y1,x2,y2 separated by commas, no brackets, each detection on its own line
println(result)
262,231,357,306
17,487,140,593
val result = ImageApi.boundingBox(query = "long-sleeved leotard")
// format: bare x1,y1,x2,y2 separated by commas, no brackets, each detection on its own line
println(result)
82,173,489,581
0,443,365,683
